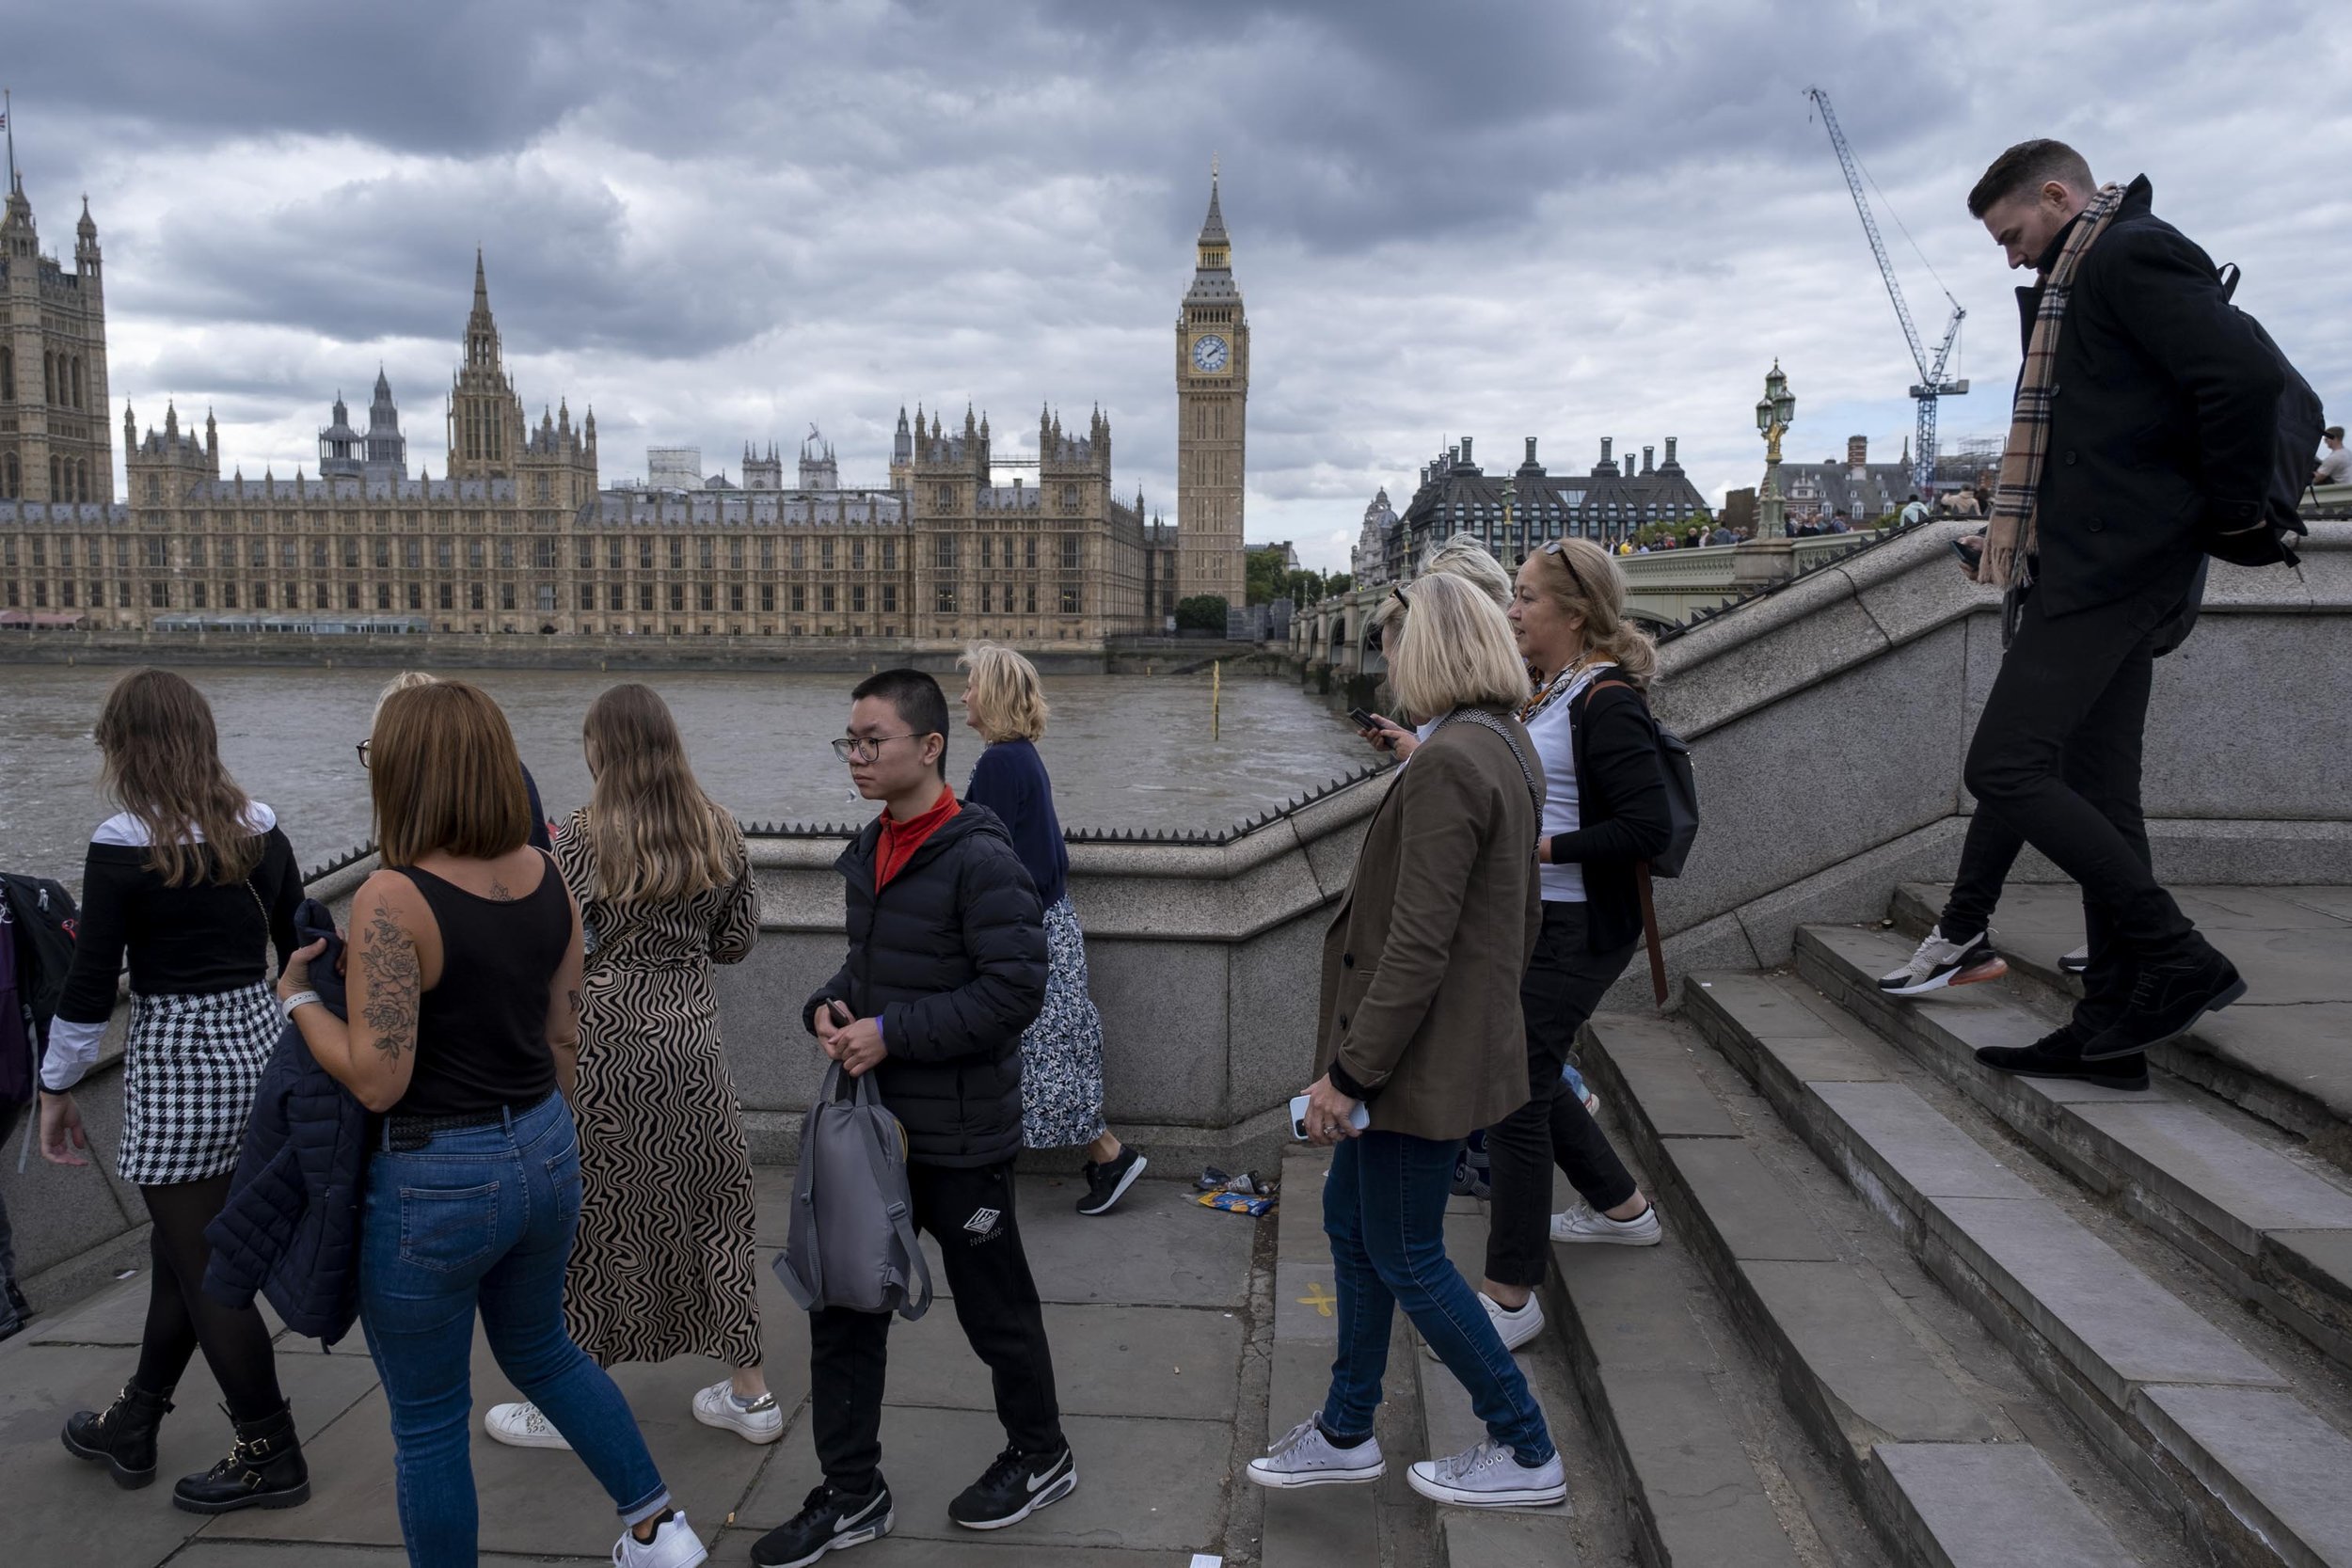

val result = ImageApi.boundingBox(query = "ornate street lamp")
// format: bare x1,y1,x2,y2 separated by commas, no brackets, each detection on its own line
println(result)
1755,360,1795,541
1502,477,1518,564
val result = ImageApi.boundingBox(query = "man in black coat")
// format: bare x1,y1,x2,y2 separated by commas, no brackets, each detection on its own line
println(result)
1960,140,2276,1083
754,669,1066,1568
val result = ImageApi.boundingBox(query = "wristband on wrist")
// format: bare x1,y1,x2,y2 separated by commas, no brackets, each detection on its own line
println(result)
281,990,322,1019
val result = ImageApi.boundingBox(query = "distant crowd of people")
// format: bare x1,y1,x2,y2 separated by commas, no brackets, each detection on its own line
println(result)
16,643,1142,1567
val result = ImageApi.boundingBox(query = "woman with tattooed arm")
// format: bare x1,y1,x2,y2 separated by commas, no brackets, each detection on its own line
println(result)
277,679,707,1568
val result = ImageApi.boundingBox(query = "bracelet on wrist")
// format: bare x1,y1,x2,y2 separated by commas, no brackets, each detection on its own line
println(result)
280,989,322,1020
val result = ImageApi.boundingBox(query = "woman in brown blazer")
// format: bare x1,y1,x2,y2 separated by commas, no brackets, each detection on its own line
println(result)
1242,573,1567,1512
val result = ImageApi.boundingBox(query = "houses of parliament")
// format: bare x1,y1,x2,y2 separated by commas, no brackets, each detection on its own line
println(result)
0,165,1250,643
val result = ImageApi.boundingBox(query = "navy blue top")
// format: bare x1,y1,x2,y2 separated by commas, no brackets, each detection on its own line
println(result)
963,738,1067,910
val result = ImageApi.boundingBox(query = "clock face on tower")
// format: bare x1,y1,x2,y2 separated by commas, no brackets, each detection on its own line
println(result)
1190,334,1230,373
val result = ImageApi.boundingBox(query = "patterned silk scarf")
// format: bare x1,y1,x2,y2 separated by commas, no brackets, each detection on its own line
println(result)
1979,182,2128,590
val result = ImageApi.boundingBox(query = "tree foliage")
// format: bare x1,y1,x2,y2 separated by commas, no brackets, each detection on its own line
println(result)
1175,594,1231,632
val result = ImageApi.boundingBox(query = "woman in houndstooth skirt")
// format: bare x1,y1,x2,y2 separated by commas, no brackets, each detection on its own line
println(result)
38,670,310,1513
956,643,1149,1217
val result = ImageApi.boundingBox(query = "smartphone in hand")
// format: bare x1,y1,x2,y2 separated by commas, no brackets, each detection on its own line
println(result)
1289,1092,1372,1140
1951,534,1984,573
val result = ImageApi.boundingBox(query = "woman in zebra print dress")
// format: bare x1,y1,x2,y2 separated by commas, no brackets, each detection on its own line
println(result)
483,683,773,1450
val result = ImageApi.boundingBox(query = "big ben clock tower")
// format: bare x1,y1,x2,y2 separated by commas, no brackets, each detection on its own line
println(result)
1177,164,1248,608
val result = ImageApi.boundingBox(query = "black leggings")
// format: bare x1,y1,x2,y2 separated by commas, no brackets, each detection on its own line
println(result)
1484,900,1642,1289
133,1174,286,1422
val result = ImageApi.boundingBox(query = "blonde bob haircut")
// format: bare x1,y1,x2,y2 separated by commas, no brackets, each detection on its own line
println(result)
1386,572,1533,723
957,641,1050,744
369,680,533,868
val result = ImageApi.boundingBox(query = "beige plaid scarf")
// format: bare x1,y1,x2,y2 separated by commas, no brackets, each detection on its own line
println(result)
1979,182,2128,589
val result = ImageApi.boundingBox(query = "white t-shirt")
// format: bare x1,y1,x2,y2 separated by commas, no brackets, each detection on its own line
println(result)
1524,663,1612,903
2318,445,2352,485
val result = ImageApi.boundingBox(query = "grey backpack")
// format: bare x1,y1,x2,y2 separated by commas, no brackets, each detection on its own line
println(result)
772,1061,933,1320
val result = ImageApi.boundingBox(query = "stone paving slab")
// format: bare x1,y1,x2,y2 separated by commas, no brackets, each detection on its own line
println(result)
1580,1015,1740,1140
1658,1138,1838,1263
1551,1245,1719,1375
1261,1336,1383,1568
2137,1383,2352,1566
740,1405,1232,1553
1598,1368,1805,1568
892,1302,1244,1422
1272,1258,1341,1347
911,1177,1258,1311
1869,1442,2138,1568
1439,1509,1582,1567
2069,1099,2352,1250
214,1330,775,1559
709,1532,1204,1567
167,1546,611,1566
1,1338,383,1568
1737,1259,1996,1449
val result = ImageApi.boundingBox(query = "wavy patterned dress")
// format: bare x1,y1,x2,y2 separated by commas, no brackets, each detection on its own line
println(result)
554,808,763,1369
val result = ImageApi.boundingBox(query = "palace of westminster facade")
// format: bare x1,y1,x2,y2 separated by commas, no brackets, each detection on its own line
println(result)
0,166,1251,643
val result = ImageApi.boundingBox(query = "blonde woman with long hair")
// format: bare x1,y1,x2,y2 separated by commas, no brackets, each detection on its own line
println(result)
481,683,770,1453
41,669,311,1513
957,642,1145,1215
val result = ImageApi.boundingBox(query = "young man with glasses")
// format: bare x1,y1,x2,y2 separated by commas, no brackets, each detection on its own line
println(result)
755,669,1068,1568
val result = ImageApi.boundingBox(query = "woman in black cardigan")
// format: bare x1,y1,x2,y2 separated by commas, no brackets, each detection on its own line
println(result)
1467,537,1675,1353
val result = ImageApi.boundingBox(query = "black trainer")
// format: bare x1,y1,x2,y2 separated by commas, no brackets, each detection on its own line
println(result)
1976,1022,2149,1091
750,1481,893,1567
948,1442,1077,1529
1076,1147,1148,1216
172,1402,310,1514
2080,945,2246,1061
62,1382,175,1489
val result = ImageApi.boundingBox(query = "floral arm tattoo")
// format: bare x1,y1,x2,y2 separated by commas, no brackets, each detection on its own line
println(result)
360,899,420,1063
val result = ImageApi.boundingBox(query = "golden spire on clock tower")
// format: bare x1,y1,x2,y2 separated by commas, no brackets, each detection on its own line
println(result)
1176,163,1248,608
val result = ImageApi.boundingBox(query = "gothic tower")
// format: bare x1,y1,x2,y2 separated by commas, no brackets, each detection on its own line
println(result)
1,165,113,503
1175,165,1247,607
445,250,524,480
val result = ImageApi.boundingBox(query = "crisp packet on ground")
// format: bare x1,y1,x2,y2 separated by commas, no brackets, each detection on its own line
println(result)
1197,1189,1276,1218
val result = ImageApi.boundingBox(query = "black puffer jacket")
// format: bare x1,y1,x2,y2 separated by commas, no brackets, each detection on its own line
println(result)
803,801,1047,1168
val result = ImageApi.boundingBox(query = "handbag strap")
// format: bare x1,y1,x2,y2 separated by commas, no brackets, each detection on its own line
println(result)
1433,706,1542,815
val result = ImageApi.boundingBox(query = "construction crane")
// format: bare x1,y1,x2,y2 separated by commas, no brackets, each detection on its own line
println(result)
1804,87,1968,499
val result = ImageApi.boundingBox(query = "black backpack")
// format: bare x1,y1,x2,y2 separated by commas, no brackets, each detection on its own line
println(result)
2206,264,2321,570
1581,682,1702,1005
1,873,80,1101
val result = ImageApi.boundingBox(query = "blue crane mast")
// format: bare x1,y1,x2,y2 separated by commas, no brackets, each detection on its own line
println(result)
1804,87,1968,499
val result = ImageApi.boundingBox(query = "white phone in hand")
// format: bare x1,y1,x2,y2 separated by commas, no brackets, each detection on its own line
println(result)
1290,1093,1372,1141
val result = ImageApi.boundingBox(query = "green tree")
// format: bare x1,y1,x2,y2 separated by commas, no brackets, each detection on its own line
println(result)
1324,572,1355,596
1244,546,1289,606
1175,594,1230,633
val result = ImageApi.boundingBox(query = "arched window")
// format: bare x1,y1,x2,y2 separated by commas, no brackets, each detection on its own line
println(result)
0,343,13,400
78,460,91,501
72,357,85,409
3,453,18,497
44,352,56,404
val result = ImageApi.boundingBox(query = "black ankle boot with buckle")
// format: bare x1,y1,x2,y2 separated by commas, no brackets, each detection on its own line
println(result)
173,1402,310,1514
62,1382,176,1489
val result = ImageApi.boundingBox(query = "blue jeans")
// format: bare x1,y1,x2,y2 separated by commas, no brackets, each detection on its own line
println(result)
359,1093,670,1567
1320,1130,1553,1465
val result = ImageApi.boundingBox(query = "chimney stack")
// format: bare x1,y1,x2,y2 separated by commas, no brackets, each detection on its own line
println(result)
1460,436,1474,467
1643,445,1655,475
1600,436,1613,466
1525,436,1538,466
1848,435,1868,478
1663,436,1679,468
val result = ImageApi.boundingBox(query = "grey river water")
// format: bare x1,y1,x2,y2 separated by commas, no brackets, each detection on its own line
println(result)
0,665,1374,889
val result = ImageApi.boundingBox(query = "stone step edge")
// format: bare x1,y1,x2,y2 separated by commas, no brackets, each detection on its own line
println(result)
1884,882,2352,1163
1795,923,2352,1378
1683,972,2352,1568
1537,1239,1807,1567
1581,1015,2133,1568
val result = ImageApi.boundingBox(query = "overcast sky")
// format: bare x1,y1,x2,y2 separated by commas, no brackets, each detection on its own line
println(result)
10,0,2349,572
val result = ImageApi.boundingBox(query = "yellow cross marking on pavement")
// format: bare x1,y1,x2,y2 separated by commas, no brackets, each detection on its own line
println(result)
1297,1282,1338,1317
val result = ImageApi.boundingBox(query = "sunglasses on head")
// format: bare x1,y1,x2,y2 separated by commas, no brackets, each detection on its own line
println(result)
1537,539,1590,599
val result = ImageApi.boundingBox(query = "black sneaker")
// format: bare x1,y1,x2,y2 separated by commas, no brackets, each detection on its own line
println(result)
948,1442,1077,1530
1976,1022,2149,1090
750,1481,893,1568
2058,945,2090,976
2080,945,2246,1061
1075,1147,1148,1216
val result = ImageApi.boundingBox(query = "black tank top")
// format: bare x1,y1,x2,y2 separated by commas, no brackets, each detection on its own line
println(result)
389,851,570,1118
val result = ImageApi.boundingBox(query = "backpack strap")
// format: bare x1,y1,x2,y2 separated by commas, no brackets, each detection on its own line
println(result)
1581,680,1669,1006
856,1115,934,1322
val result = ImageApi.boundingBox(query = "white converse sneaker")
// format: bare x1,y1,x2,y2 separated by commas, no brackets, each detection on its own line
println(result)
1245,1415,1386,1489
1550,1200,1661,1247
1407,1440,1567,1508
1425,1291,1544,1358
691,1379,785,1445
1877,925,2009,996
485,1401,572,1449
614,1509,709,1568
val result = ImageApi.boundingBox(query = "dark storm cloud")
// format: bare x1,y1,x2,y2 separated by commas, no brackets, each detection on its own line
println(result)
10,0,2348,567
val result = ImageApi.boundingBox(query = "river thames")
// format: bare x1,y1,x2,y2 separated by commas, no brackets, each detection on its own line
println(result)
0,664,1372,886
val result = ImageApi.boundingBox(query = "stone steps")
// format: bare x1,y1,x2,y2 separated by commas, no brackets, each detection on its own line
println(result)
1797,922,2352,1377
1684,965,2352,1568
1888,881,2352,1165
1581,1011,2145,1568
